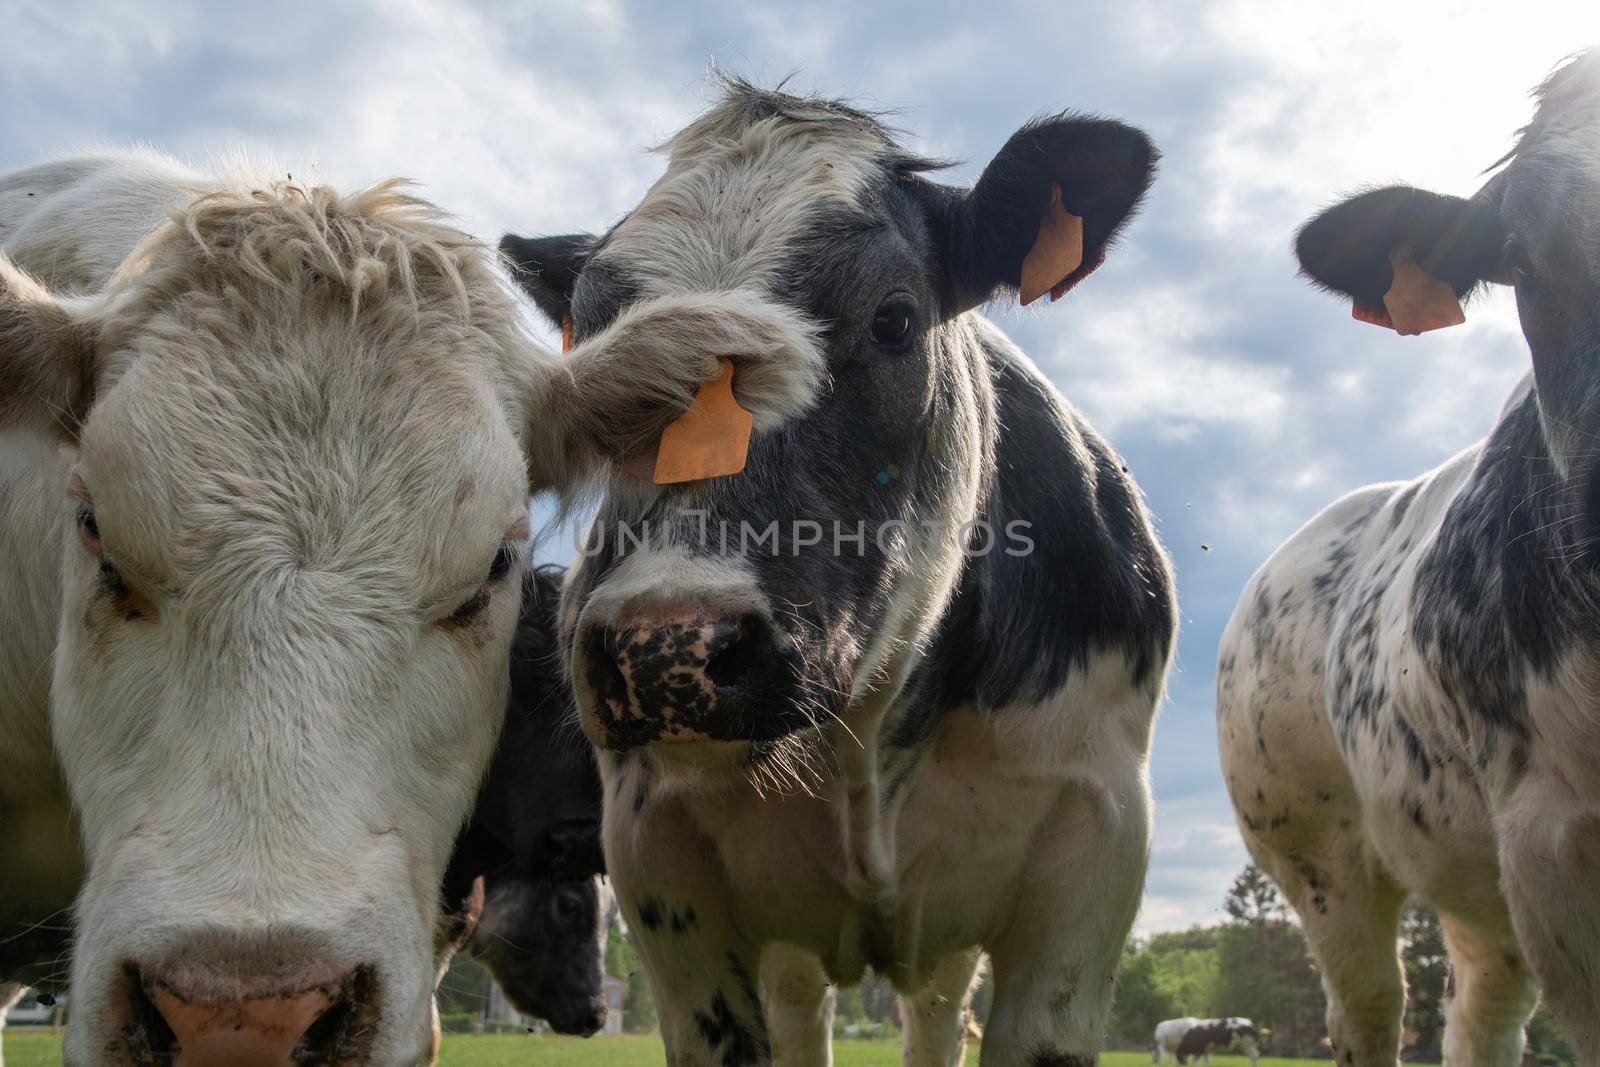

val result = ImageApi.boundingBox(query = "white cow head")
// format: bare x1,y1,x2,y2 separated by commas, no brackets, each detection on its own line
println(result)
0,177,817,1066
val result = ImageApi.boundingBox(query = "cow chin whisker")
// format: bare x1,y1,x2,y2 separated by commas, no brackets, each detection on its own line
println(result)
740,689,855,800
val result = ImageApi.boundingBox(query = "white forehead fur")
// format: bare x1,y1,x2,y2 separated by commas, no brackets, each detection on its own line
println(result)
597,88,898,295
66,163,534,594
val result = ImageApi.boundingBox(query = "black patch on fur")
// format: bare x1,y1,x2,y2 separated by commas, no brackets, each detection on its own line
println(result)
1026,1053,1093,1067
1411,389,1575,747
499,233,596,327
890,341,1176,752
1175,1020,1258,1064
692,986,770,1067
637,897,664,932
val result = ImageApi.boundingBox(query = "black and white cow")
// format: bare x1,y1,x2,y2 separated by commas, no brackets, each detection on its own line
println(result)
1172,1019,1261,1067
443,565,611,1035
1219,51,1600,1065
464,875,614,1036
502,80,1176,1066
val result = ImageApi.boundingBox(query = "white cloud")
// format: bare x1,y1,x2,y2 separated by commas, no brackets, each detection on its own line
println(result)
1030,283,1291,441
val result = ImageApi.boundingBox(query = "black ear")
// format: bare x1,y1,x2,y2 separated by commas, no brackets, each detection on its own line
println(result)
499,233,597,329
1294,186,1506,306
929,115,1158,312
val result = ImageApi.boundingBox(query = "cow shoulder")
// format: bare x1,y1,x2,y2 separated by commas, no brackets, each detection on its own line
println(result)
1411,384,1594,739
893,322,1175,744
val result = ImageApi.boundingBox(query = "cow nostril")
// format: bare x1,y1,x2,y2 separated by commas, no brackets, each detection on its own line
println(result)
293,965,376,1063
587,626,630,705
295,993,357,1061
705,616,762,690
123,965,180,1062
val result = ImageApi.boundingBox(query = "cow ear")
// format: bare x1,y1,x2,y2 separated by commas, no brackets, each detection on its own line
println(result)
1295,186,1506,307
499,233,597,331
0,256,92,435
929,116,1158,313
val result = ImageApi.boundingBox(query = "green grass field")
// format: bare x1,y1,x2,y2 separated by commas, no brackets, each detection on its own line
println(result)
1,1028,1366,1066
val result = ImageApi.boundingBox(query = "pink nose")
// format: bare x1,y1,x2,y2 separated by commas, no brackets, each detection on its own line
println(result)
130,964,374,1066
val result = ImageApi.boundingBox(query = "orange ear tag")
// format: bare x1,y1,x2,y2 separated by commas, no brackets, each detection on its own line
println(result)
1019,183,1085,307
1380,256,1465,336
1352,302,1396,330
652,358,753,485
560,314,574,353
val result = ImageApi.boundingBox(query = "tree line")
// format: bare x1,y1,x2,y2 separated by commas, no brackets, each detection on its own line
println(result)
1107,865,1576,1064
440,864,1579,1061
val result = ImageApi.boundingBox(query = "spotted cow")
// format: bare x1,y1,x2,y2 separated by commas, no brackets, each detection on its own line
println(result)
1152,1017,1198,1062
1219,51,1600,1066
502,79,1176,1066
1172,1019,1260,1067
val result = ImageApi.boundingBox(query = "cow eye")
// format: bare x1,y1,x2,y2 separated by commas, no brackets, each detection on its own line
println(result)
77,505,103,557
486,540,516,584
442,541,522,627
869,299,915,348
556,894,582,921
1505,240,1540,283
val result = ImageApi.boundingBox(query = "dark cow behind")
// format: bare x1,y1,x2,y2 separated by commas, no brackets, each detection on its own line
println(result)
1219,51,1600,1065
465,875,613,1036
1173,1019,1261,1067
503,78,1176,1066
443,566,611,1035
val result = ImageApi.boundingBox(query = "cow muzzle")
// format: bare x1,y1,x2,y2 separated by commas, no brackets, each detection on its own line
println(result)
112,957,379,1066
577,609,791,749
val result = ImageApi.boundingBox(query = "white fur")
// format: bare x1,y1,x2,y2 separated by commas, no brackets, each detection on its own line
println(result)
600,653,1159,1067
1153,1017,1198,1061
600,101,888,300
1217,391,1552,1064
0,152,821,1066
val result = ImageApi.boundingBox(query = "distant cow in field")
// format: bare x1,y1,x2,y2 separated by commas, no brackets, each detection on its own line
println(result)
1219,51,1600,1065
0,984,21,1067
0,152,818,1067
443,565,612,1035
503,78,1175,1066
1153,1017,1199,1061
1173,1019,1262,1066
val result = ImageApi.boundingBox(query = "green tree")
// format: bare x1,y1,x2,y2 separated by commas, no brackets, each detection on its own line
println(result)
1108,941,1174,1048
1211,865,1326,1056
603,918,658,1033
1399,906,1447,1059
1526,1004,1578,1066
435,953,491,1017
1153,946,1220,1016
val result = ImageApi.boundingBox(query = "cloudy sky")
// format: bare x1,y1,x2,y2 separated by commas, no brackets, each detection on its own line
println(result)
6,0,1597,934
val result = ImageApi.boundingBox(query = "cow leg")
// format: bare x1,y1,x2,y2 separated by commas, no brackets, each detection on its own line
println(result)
1498,800,1600,1062
899,947,983,1067
980,765,1151,1067
606,795,771,1067
1268,852,1407,1067
760,942,834,1067
1435,916,1535,1067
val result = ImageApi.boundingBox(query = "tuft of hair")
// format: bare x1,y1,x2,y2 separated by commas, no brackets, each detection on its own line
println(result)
105,176,483,322
659,69,956,179
1495,47,1600,168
